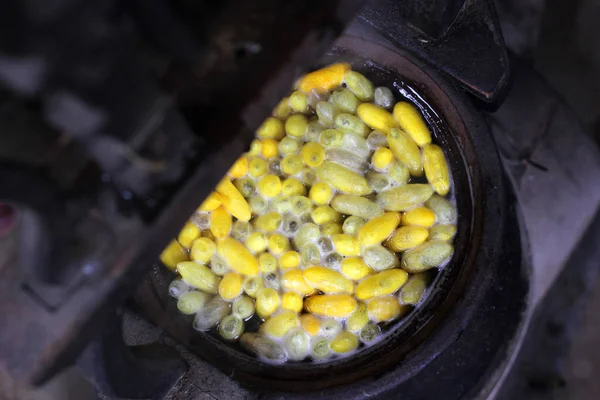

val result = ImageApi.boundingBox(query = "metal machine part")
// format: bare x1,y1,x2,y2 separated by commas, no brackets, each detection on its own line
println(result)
359,0,510,105
483,57,600,398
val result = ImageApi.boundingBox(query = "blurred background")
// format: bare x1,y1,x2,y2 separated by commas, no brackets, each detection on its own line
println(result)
1,0,600,398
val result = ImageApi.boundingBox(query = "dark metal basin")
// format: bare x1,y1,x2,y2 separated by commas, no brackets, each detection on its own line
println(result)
135,33,518,394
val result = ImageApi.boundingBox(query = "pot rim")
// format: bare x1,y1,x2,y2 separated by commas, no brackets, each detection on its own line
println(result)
137,33,508,393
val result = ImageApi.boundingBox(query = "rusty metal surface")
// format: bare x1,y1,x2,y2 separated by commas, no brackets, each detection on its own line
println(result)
0,0,365,386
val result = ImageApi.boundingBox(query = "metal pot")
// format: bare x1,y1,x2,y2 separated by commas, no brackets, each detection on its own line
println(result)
135,32,526,396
